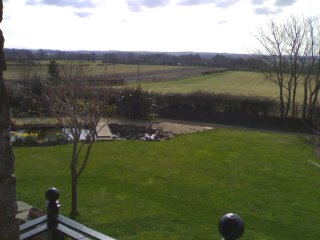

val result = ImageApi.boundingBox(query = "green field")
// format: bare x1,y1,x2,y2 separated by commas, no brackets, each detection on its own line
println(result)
4,61,307,101
15,129,320,239
4,61,189,81
142,71,279,97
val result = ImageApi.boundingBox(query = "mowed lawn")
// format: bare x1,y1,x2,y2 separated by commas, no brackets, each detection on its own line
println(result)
142,71,280,98
15,129,320,239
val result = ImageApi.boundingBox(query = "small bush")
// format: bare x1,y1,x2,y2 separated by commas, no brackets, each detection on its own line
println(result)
116,85,158,119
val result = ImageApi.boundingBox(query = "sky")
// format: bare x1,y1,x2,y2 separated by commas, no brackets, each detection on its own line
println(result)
1,0,320,54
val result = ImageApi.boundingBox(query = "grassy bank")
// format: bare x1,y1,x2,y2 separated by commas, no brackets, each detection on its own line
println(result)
15,129,320,239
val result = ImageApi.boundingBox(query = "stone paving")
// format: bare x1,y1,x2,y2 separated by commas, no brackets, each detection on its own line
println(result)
96,121,112,139
16,201,33,223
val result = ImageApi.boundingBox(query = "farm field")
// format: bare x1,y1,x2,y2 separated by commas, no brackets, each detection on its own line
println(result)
15,128,320,239
141,71,280,98
4,61,196,81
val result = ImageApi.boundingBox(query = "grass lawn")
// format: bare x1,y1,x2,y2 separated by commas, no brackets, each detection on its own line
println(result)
141,71,280,98
15,129,320,239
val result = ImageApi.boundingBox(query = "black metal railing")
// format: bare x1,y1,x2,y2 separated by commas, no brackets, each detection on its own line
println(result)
19,187,115,240
19,187,244,240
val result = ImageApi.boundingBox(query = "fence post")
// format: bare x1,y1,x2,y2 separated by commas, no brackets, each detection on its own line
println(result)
218,213,244,240
46,187,63,240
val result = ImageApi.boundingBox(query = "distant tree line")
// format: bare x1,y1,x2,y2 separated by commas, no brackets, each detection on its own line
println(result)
5,49,97,62
4,48,267,71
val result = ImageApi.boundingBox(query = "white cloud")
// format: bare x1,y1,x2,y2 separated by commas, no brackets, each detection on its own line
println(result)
274,0,297,7
251,0,268,5
126,0,169,12
178,0,239,8
254,6,282,15
25,0,97,9
74,11,92,18
218,19,227,24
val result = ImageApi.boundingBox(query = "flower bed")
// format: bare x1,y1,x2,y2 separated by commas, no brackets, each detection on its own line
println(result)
11,127,68,146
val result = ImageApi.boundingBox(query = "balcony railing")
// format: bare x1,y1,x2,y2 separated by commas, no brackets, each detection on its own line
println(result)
19,187,115,240
19,187,244,240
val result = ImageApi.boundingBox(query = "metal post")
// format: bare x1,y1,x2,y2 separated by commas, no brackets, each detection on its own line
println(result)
218,213,244,240
46,187,63,240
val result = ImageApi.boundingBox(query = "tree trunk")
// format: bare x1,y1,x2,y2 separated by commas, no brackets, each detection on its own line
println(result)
285,87,291,118
302,79,308,119
279,84,285,118
291,78,298,118
70,169,78,218
0,1,19,237
70,144,78,218
308,85,320,120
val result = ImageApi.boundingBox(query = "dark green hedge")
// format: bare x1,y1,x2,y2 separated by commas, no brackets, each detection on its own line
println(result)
157,91,280,116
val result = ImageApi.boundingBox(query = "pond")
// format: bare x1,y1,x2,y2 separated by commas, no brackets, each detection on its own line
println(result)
11,124,174,146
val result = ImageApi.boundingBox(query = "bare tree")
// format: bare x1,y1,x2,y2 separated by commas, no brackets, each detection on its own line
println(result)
254,15,320,120
17,61,34,83
40,62,111,217
0,0,19,238
255,17,287,117
302,17,320,120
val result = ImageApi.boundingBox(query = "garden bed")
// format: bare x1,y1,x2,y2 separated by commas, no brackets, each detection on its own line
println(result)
11,123,178,146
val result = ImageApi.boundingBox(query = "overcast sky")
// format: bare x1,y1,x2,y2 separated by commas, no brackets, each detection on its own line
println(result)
1,0,319,53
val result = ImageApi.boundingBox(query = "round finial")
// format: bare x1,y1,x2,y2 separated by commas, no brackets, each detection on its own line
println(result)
219,213,244,240
46,187,60,202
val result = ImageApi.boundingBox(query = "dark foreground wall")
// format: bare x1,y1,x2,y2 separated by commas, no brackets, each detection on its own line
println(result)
159,108,314,133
